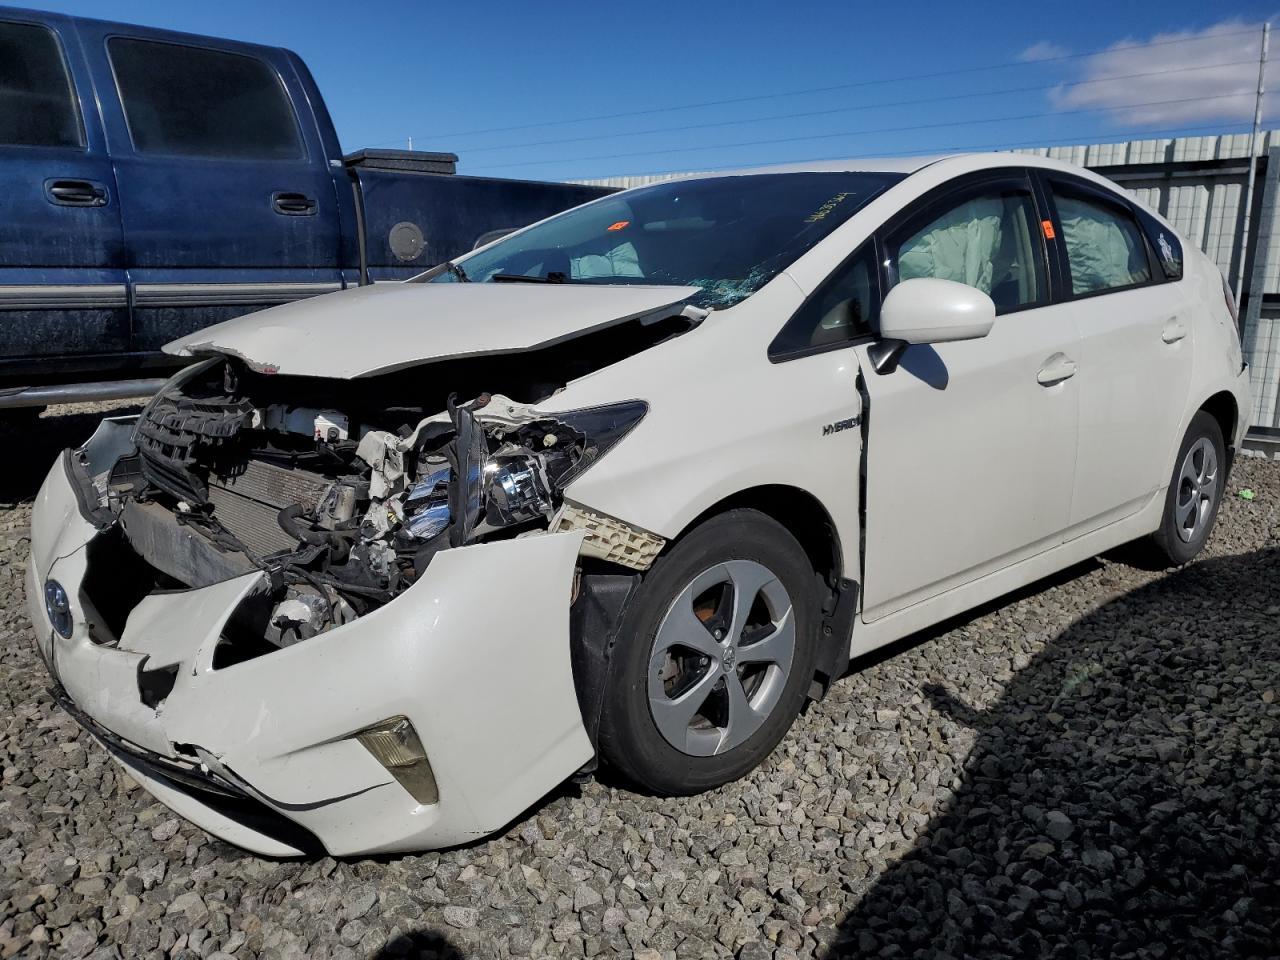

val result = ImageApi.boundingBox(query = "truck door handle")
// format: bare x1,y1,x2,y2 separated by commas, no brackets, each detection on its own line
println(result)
45,179,108,207
1037,353,1077,386
272,191,317,216
1162,316,1188,344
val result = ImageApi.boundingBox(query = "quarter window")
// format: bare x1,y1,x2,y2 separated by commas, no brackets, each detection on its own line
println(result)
108,38,303,160
1054,191,1151,295
1134,207,1183,281
0,21,83,148
772,244,880,356
892,189,1044,313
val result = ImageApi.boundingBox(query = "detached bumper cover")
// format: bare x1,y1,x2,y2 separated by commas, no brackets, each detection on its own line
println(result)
28,453,593,856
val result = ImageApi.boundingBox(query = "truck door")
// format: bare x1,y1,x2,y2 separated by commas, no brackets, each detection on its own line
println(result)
77,25,343,351
0,14,128,378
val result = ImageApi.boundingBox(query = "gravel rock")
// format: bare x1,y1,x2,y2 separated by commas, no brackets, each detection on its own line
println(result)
2,403,1277,959
1043,810,1074,841
441,905,479,929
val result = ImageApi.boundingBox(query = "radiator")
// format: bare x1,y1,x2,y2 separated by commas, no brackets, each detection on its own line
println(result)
207,460,332,558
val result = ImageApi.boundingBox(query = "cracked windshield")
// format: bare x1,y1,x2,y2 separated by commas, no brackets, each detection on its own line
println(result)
430,172,902,307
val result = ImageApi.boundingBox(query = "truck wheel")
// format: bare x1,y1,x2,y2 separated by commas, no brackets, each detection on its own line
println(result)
597,509,819,795
1148,411,1226,566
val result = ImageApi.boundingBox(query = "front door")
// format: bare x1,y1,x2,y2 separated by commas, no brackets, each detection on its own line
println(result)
0,15,128,376
858,172,1081,622
77,26,344,353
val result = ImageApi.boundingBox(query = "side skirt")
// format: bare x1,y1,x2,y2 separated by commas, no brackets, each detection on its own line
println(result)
848,489,1165,660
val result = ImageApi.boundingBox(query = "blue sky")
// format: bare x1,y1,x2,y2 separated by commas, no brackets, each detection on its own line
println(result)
29,0,1277,181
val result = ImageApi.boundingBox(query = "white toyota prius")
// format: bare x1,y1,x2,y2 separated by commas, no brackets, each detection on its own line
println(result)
28,153,1250,855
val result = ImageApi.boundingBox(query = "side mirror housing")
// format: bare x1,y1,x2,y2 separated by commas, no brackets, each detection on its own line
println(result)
880,277,996,344
868,278,996,373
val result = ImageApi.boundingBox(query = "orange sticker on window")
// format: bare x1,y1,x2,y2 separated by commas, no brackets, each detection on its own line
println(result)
1041,219,1056,240
607,220,630,232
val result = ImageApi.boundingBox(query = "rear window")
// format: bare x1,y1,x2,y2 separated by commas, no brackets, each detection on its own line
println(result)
1054,191,1152,296
108,37,303,160
0,20,83,148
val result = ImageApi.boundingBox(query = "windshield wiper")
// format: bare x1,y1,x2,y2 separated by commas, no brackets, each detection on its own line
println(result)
446,261,470,282
491,272,569,284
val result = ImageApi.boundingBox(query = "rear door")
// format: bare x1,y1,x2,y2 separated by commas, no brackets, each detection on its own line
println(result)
0,13,128,376
857,170,1081,622
1037,173,1195,530
76,24,343,352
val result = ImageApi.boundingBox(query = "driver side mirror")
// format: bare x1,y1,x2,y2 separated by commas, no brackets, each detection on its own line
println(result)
868,278,996,373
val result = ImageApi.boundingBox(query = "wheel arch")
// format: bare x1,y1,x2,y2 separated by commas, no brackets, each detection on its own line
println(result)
674,483,844,586
668,483,856,698
1198,390,1238,450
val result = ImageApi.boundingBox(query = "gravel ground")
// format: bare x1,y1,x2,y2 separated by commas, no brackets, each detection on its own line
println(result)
1,403,1277,960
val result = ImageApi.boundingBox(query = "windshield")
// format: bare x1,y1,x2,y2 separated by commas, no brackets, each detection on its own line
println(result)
426,172,903,308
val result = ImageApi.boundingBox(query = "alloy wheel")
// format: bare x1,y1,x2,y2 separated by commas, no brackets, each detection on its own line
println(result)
1175,436,1219,543
647,560,796,756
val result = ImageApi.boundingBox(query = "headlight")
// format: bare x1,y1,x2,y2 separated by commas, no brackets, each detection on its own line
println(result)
448,399,647,544
486,456,553,526
355,716,439,805
44,580,73,639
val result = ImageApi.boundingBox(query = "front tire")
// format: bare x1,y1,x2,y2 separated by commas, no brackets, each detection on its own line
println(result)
597,509,820,795
1148,410,1226,565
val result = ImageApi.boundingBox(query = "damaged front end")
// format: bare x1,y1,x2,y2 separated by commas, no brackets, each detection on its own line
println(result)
28,289,703,855
83,356,660,660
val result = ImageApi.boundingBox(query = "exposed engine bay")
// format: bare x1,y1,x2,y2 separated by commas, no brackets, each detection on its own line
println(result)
87,346,669,659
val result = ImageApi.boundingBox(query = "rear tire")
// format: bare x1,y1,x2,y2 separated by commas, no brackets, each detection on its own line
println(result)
597,508,820,795
1147,410,1226,565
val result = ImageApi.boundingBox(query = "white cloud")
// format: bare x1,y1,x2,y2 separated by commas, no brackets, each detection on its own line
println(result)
1048,19,1274,128
1018,41,1070,62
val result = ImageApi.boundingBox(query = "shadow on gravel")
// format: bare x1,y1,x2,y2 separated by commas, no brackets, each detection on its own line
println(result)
832,547,1280,959
368,927,465,959
0,405,143,504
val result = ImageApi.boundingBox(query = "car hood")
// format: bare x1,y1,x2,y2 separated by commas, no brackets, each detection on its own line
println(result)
164,281,701,379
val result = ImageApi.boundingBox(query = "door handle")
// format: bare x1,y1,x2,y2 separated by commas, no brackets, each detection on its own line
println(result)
271,191,317,216
1037,353,1077,386
1162,316,1188,344
45,179,108,207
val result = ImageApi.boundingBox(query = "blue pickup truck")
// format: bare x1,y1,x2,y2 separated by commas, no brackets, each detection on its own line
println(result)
0,5,609,410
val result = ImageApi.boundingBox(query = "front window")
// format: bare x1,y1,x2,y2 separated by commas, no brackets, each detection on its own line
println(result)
430,172,902,308
892,188,1045,313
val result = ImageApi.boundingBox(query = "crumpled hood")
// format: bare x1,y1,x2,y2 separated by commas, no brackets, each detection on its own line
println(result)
164,281,700,379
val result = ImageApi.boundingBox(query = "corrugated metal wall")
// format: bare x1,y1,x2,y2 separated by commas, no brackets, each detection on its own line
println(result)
575,130,1280,427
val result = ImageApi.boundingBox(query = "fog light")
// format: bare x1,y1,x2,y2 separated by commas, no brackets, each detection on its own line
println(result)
355,716,438,805
44,580,73,639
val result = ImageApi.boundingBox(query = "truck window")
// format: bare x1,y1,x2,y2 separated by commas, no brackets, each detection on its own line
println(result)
108,37,303,160
0,20,83,148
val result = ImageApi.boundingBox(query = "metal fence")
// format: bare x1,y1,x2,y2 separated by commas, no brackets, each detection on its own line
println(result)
576,130,1280,429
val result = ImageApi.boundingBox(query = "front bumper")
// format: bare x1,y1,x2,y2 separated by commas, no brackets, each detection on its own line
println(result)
27,444,593,856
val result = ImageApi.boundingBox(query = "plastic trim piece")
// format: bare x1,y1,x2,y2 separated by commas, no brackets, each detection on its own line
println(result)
550,501,666,570
132,282,341,307
0,284,128,310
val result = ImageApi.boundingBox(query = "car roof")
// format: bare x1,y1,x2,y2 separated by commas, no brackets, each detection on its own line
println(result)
644,151,1109,184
